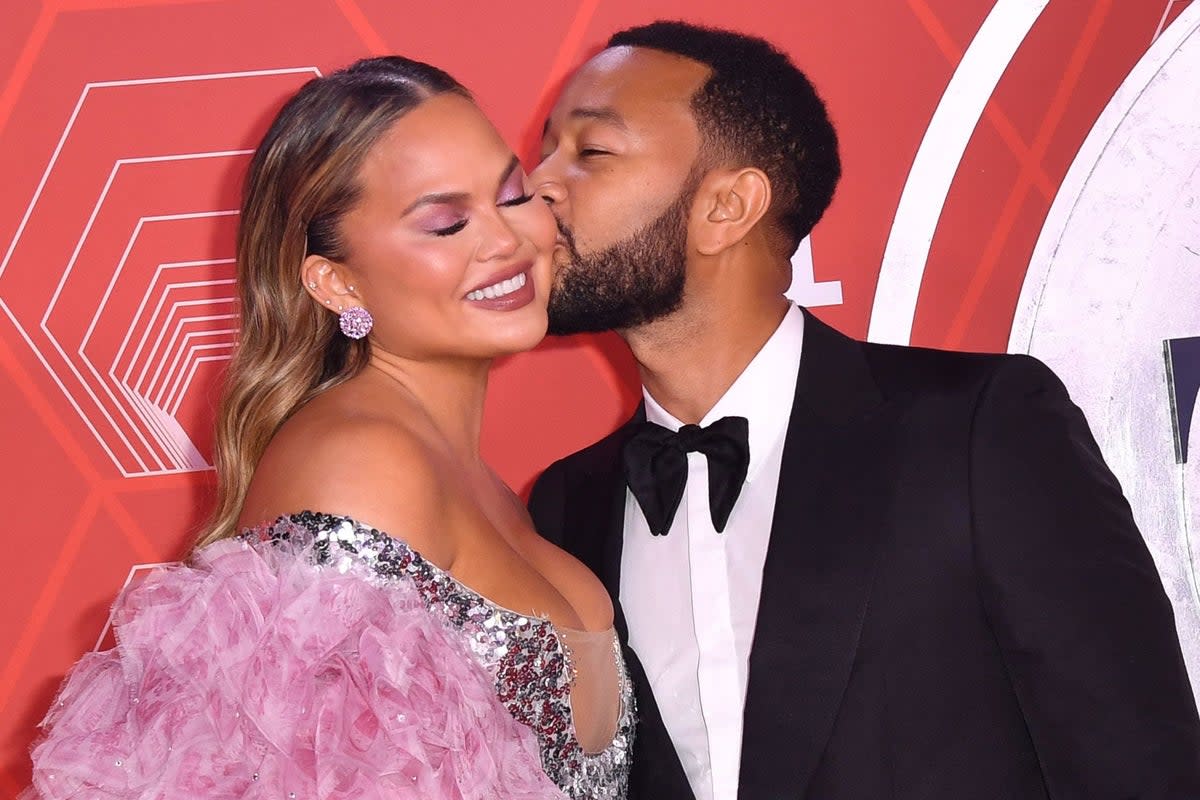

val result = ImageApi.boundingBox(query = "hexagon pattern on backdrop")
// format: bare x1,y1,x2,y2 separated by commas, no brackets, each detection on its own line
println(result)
0,68,319,476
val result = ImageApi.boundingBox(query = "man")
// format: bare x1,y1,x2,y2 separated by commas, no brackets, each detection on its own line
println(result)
527,19,1200,800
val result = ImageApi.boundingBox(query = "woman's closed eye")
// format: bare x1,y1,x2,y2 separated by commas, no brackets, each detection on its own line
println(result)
497,164,533,207
429,218,468,237
498,193,534,207
427,194,529,236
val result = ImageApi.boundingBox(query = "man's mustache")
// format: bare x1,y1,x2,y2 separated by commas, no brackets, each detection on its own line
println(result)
554,216,578,255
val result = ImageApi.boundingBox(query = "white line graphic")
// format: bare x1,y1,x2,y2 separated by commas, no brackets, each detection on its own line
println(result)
0,67,319,476
868,0,1049,344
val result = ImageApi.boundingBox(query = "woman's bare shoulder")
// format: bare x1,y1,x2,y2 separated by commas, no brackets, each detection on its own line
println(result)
238,400,454,563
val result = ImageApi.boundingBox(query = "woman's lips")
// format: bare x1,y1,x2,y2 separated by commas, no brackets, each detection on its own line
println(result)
463,267,535,311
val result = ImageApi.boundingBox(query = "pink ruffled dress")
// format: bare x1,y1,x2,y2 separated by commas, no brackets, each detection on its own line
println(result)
23,512,634,799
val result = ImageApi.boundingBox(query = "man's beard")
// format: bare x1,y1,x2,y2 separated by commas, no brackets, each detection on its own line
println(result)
546,187,692,336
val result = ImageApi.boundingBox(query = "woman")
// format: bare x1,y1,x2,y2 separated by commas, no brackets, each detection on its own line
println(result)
25,57,631,800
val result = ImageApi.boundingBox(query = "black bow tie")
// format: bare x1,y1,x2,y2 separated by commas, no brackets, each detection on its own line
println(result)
621,416,751,536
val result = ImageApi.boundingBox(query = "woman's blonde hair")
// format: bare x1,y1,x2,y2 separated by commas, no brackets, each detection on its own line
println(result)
196,57,469,546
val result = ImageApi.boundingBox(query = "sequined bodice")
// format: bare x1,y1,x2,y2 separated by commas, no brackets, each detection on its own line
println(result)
245,511,633,799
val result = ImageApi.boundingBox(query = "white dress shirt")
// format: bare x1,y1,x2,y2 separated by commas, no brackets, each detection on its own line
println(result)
620,304,805,800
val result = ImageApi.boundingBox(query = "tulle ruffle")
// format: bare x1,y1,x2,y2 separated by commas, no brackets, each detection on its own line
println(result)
24,535,565,799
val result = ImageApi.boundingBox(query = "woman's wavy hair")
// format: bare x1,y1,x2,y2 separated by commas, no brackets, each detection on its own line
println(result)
197,57,469,546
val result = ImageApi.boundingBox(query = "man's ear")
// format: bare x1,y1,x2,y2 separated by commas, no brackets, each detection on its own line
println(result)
692,167,772,256
301,254,361,312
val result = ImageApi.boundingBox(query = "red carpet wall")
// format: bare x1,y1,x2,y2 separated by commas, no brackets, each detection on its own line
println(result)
2,0,1198,789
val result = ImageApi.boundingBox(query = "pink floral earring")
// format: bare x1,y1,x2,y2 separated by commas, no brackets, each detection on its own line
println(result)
339,306,373,339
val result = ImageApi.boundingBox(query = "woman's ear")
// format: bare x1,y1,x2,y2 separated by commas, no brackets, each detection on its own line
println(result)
691,167,772,256
301,254,361,312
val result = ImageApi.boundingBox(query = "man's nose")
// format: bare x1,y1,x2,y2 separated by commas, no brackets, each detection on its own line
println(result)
530,160,566,206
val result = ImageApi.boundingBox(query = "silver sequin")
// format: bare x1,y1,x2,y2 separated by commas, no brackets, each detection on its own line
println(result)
244,512,634,800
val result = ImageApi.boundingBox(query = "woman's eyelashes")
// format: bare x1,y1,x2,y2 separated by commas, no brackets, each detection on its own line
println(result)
497,170,533,207
424,176,531,237
430,219,468,237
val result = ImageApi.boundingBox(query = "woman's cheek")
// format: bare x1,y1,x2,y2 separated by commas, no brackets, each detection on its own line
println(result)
525,204,559,252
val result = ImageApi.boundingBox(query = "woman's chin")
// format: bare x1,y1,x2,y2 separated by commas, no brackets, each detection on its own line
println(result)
493,327,548,357
469,316,548,360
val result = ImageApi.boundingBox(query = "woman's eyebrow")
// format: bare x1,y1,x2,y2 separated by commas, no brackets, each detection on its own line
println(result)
402,155,521,216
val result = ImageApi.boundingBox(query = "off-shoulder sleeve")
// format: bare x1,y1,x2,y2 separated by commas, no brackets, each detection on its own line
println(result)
24,537,566,800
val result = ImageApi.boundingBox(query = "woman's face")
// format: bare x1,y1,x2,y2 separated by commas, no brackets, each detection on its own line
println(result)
329,93,556,362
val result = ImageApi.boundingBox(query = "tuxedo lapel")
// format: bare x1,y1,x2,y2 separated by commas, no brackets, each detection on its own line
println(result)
739,311,897,799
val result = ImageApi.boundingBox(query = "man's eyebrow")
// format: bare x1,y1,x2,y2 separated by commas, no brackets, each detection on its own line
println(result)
400,156,521,217
570,107,628,128
542,107,629,136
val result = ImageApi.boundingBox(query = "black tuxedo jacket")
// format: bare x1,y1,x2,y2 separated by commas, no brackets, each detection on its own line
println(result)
528,310,1200,799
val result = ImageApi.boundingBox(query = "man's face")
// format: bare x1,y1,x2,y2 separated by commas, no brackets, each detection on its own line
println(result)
532,47,708,334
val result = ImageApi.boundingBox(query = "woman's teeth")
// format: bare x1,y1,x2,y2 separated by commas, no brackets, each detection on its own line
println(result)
466,272,527,301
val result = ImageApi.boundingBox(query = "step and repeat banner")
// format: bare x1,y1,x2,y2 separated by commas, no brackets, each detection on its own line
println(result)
1,0,1197,789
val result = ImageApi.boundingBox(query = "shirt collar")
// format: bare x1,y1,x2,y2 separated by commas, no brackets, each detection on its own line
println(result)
642,303,805,483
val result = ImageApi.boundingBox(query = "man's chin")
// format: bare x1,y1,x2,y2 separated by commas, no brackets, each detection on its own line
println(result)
545,306,607,337
544,308,586,337
550,250,575,276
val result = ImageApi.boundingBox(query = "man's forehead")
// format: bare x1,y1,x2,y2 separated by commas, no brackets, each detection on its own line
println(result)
554,46,710,119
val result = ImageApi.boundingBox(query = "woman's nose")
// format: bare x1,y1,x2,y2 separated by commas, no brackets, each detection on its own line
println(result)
478,212,521,261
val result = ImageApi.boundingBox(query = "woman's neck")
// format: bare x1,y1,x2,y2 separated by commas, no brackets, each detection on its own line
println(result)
365,348,491,465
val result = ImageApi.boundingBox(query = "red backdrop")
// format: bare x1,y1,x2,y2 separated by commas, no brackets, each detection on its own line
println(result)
2,0,1196,790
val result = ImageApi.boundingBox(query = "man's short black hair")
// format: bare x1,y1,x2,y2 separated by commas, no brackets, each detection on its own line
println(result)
607,20,841,253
